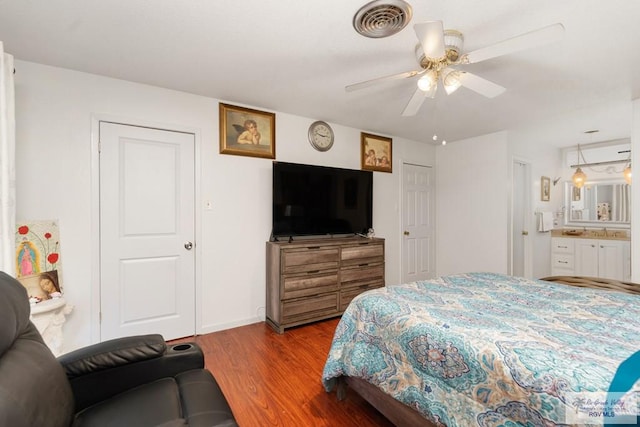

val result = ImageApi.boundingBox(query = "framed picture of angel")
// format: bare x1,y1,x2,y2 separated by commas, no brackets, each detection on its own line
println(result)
361,132,392,173
219,103,276,159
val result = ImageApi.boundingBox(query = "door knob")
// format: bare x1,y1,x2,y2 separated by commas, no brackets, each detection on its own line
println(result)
184,242,193,250
403,231,410,236
522,231,529,236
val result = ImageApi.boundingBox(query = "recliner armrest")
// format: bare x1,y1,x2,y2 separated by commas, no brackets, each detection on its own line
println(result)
58,335,206,412
58,334,167,379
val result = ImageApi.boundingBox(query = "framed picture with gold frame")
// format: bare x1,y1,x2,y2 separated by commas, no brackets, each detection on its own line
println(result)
541,176,551,201
361,132,392,173
219,103,276,159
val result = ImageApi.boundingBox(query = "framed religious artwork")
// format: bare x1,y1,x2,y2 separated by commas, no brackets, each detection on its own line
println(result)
219,103,276,159
361,132,392,173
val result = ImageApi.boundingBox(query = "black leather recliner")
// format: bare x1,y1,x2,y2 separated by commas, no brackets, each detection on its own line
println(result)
0,271,238,427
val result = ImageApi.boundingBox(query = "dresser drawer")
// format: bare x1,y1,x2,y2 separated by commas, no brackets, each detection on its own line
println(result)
282,292,339,323
283,273,339,300
551,238,574,254
341,243,384,266
282,247,339,274
340,283,384,311
341,264,384,286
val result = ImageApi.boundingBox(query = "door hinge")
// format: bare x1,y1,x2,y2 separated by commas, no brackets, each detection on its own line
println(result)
98,140,102,153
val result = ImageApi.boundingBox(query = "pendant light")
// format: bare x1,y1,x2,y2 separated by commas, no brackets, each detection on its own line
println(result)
623,163,632,184
572,144,587,188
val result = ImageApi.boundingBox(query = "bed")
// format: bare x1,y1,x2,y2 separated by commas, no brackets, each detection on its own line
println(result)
322,272,640,426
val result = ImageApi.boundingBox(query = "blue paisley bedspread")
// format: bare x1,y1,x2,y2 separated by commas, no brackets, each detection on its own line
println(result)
321,272,640,426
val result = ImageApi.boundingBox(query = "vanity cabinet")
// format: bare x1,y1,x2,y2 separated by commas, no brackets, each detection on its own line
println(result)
551,236,630,281
266,237,385,333
574,239,630,281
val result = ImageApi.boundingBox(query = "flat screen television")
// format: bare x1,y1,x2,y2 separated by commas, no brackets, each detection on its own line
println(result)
272,161,373,238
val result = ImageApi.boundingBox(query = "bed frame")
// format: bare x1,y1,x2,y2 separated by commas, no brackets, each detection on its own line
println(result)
337,376,437,427
335,276,639,427
540,275,640,295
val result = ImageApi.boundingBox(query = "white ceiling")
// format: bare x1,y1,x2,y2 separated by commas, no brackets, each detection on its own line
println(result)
1,0,639,148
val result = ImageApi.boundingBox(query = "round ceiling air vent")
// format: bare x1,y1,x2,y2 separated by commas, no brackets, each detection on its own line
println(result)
353,0,413,38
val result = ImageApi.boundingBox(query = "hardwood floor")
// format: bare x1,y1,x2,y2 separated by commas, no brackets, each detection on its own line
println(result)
174,318,395,427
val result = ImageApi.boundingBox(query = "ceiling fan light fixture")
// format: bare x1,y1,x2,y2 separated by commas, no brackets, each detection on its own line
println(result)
443,30,464,61
442,69,462,94
347,20,563,116
417,70,438,91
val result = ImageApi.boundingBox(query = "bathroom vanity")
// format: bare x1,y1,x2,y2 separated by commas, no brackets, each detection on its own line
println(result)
550,229,631,281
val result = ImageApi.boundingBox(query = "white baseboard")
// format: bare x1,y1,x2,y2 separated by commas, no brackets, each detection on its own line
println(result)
198,315,263,335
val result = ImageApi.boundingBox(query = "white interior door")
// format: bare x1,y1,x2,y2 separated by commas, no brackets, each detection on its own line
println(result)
512,161,526,276
401,163,435,283
99,122,195,341
511,159,532,278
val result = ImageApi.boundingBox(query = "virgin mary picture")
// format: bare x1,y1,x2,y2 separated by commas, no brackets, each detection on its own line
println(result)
17,241,38,278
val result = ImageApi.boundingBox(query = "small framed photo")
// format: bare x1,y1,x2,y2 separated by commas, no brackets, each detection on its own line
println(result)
17,270,62,303
572,186,581,201
541,176,550,201
219,103,276,159
361,132,392,173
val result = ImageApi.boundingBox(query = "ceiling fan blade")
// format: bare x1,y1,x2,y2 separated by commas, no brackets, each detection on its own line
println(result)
345,69,424,92
414,21,445,59
458,71,506,98
401,86,434,116
464,23,565,64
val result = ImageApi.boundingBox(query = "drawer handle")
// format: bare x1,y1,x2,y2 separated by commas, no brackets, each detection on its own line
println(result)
559,261,568,264
558,246,568,249
358,263,369,267
307,270,320,274
359,242,370,245
307,246,320,250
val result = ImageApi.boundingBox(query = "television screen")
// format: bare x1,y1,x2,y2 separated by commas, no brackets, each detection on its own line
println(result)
272,161,373,238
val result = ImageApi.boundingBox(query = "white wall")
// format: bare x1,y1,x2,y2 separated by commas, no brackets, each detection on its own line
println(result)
435,131,509,275
13,60,435,352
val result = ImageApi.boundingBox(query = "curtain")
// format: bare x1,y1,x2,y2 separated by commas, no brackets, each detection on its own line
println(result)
612,183,630,222
0,42,16,275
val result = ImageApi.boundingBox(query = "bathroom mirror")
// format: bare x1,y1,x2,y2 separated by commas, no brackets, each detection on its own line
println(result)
564,180,631,227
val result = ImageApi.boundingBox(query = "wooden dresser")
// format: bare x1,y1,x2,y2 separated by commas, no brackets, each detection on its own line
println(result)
266,237,385,333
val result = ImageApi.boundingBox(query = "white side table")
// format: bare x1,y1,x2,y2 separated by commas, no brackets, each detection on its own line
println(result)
30,297,73,356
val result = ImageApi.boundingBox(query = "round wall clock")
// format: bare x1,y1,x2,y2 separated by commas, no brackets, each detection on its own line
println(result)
308,121,335,152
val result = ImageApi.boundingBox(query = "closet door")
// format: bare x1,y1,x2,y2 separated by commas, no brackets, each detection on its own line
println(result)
401,163,434,282
99,121,196,341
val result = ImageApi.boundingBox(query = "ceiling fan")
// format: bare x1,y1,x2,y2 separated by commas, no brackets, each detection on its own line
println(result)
346,21,565,116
